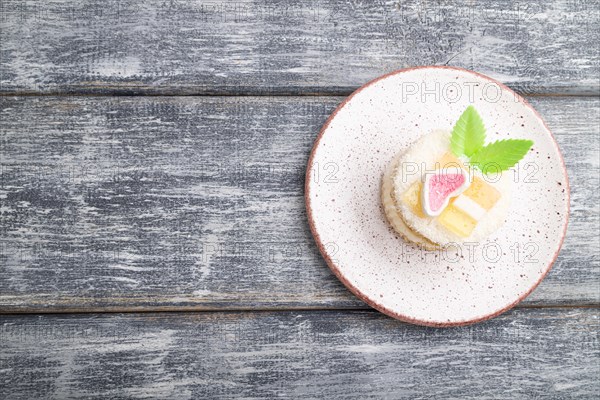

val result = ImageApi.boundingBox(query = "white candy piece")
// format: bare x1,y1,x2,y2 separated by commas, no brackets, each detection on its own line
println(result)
452,194,488,221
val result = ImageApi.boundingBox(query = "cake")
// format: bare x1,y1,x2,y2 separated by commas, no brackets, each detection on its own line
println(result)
382,106,533,249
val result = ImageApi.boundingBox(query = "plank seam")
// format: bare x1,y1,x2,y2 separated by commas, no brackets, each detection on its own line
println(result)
1,92,599,98
0,303,598,316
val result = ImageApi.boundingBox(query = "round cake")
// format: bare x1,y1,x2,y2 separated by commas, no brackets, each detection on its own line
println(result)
382,130,512,248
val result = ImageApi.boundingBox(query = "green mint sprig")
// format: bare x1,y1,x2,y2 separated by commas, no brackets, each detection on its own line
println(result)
450,106,533,172
450,105,486,157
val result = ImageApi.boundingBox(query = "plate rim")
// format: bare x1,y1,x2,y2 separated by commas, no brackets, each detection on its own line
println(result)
304,65,570,327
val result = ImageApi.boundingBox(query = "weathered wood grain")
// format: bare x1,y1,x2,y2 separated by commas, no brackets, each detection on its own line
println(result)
0,308,598,399
0,96,598,312
0,0,598,95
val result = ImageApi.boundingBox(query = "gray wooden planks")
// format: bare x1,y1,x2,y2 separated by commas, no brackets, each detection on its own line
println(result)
0,308,598,399
1,2,597,398
0,0,599,95
0,95,598,312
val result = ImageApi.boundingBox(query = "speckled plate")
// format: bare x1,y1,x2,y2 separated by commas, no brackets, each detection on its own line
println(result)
305,66,569,327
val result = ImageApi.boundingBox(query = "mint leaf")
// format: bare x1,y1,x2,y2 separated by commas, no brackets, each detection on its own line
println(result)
450,106,486,158
469,139,534,172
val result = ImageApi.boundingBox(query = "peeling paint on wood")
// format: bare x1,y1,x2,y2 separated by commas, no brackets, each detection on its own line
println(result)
0,309,598,399
1,1,598,397
0,0,598,95
0,96,598,312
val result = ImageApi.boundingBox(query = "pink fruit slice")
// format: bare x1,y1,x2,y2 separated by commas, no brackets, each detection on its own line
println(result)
421,167,471,217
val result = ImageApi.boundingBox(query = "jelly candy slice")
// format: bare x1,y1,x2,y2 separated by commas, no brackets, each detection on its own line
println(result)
421,167,470,216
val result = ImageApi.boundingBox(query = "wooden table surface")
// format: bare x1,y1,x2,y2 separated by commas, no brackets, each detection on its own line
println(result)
1,1,598,398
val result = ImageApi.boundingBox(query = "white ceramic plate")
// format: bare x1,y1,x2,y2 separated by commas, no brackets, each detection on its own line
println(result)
305,66,569,327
